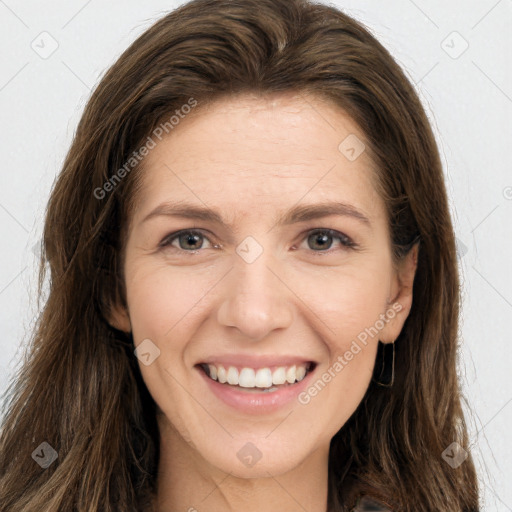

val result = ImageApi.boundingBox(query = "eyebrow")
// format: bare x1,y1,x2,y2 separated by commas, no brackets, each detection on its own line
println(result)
140,200,372,229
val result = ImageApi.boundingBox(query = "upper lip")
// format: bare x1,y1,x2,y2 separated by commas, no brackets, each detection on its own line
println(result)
196,355,316,369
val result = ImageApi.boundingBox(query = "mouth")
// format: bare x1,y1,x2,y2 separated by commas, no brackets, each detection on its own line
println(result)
197,361,317,393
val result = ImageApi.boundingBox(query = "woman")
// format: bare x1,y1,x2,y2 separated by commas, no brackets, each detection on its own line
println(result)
0,0,480,510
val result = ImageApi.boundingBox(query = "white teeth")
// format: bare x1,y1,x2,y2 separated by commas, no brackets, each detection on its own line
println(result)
286,365,296,383
255,368,273,388
272,367,286,385
238,368,255,388
226,366,238,385
217,365,227,383
203,362,311,388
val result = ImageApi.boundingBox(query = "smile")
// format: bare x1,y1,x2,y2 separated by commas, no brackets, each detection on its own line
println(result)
199,362,315,390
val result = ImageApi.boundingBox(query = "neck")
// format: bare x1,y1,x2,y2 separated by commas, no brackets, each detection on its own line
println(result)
152,414,330,512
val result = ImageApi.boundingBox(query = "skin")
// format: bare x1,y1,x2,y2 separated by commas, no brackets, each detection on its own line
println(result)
108,91,418,512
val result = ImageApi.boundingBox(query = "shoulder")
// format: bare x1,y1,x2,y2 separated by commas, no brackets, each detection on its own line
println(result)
352,495,394,511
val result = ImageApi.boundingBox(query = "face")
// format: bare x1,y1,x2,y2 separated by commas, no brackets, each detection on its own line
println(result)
109,92,417,479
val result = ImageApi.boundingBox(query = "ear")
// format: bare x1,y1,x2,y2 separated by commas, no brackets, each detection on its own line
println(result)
379,242,419,344
106,301,132,334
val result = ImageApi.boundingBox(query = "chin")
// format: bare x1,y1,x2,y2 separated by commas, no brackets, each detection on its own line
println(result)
195,433,321,480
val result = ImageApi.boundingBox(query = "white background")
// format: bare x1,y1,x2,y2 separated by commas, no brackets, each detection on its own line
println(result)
0,1,510,510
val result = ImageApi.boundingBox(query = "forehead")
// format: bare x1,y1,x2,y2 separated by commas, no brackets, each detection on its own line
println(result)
131,92,385,226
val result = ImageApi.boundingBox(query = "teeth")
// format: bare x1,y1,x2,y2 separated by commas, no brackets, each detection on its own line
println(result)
217,365,227,383
203,362,311,388
272,367,286,385
226,366,238,385
286,365,296,383
255,368,272,388
238,368,255,388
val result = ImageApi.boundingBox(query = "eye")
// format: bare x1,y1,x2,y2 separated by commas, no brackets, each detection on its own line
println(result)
159,229,215,253
159,228,357,255
295,228,358,255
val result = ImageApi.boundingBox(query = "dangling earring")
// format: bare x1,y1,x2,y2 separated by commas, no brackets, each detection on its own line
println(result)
372,340,395,387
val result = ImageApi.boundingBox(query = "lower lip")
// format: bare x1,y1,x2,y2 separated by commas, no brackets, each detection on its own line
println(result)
197,365,316,415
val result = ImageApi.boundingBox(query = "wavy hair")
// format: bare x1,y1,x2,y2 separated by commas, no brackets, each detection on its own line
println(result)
0,0,479,510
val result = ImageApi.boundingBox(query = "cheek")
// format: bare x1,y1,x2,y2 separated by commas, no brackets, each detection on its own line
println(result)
298,335,377,439
293,261,391,344
123,264,212,429
124,260,219,341
330,338,378,391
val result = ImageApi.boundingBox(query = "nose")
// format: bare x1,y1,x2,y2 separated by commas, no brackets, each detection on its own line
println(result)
216,248,294,341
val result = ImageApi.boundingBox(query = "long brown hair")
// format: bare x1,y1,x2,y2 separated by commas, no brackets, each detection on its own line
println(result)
0,0,480,510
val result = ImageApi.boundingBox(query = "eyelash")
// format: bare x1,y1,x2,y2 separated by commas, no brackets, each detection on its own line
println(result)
158,228,358,256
